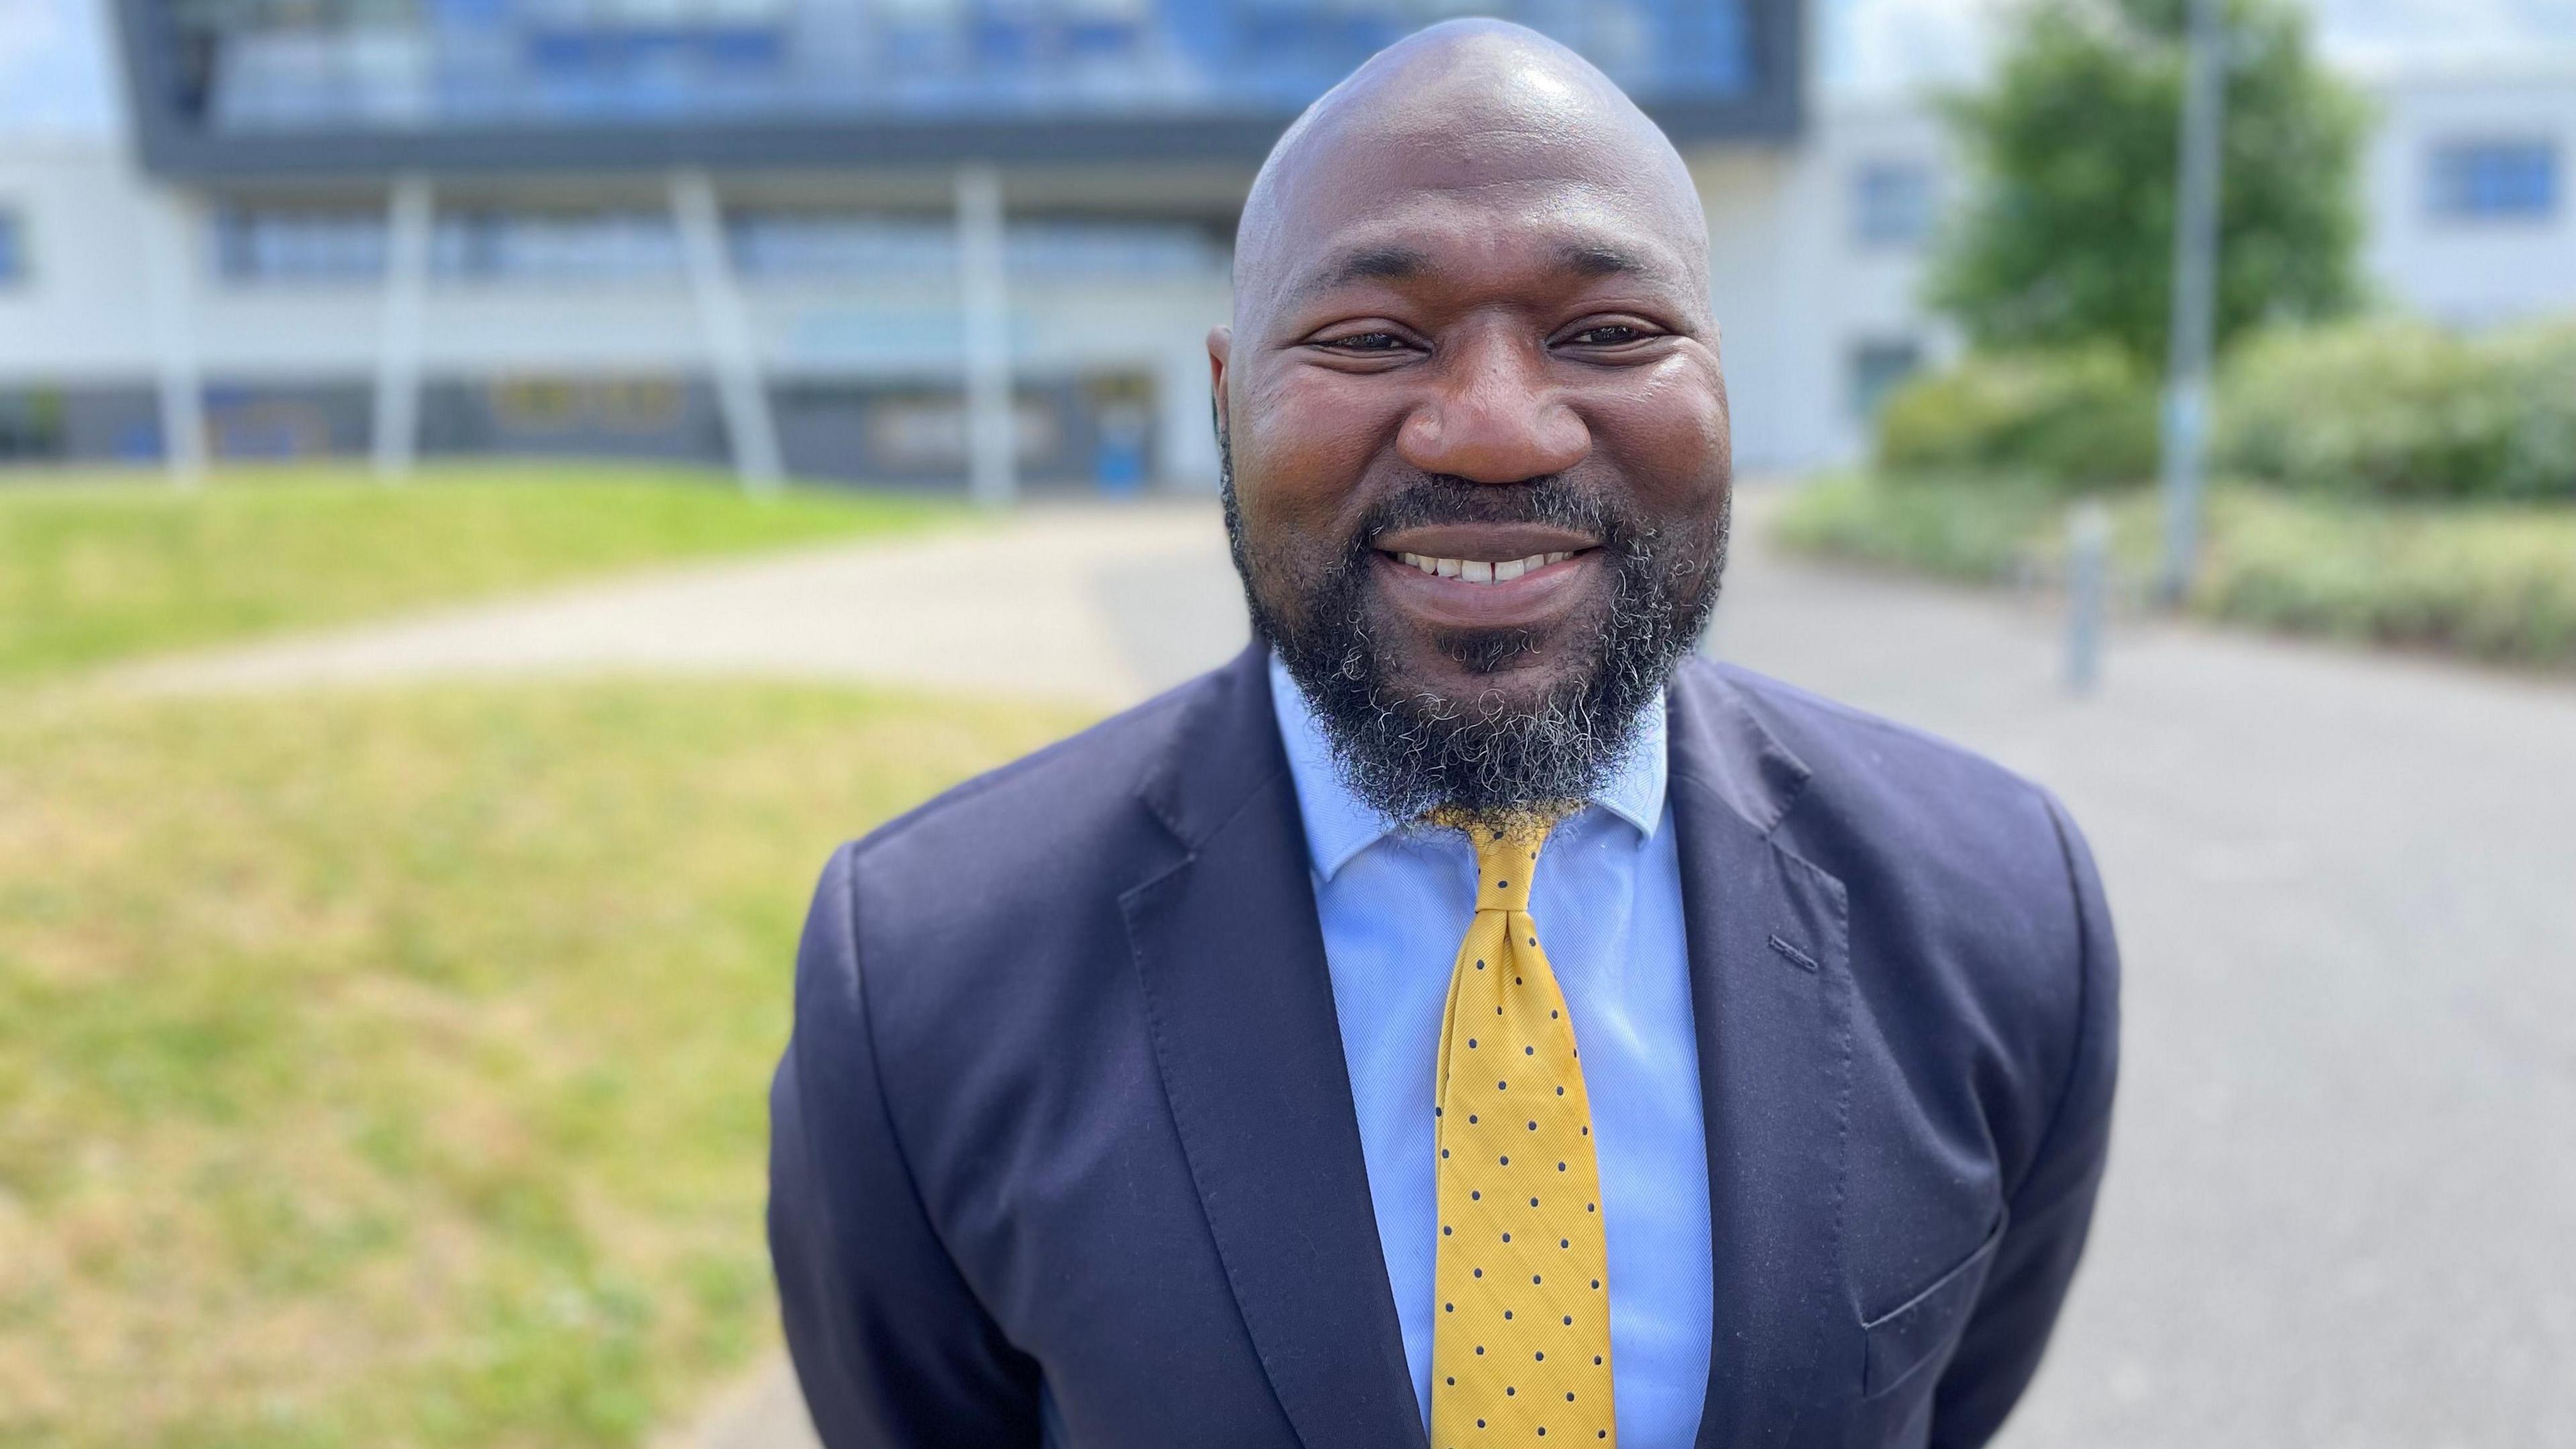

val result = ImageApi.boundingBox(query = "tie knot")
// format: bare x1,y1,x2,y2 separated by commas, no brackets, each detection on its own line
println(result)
1427,806,1563,914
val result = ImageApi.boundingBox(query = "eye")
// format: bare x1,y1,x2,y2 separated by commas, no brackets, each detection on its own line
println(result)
1564,323,1652,347
1319,330,1409,353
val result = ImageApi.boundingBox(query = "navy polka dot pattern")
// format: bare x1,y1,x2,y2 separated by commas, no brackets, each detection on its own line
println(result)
1427,810,1615,1447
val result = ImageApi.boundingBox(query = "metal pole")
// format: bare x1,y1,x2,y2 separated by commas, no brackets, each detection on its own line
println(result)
670,168,783,494
2065,502,2111,694
2157,0,2227,604
372,173,433,482
144,186,206,489
956,162,1017,509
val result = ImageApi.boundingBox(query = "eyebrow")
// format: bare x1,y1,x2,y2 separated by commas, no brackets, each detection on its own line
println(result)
1289,243,1436,303
1284,237,1673,308
1556,241,1659,280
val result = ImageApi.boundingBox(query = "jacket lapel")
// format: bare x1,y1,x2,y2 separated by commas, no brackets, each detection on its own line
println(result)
1124,646,1426,1449
1667,661,1856,1448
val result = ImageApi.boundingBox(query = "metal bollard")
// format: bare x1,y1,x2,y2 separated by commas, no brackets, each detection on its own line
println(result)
2066,502,2111,695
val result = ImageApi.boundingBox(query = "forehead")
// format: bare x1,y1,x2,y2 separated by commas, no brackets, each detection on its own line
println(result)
1273,178,1701,315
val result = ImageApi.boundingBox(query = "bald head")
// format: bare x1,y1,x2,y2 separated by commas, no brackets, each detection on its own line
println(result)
1208,19,1733,816
1233,19,1710,330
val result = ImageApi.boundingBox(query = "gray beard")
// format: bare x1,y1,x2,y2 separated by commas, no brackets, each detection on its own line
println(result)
1220,441,1727,822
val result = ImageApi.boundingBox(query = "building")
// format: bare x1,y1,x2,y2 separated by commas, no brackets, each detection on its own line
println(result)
1764,56,2576,467
0,0,1798,491
2355,62,2576,329
0,3,2568,488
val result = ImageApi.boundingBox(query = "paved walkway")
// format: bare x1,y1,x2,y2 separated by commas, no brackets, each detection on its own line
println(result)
142,490,2576,1448
1709,504,2576,1448
112,503,1240,707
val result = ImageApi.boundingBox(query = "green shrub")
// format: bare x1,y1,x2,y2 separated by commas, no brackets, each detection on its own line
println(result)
2194,489,2576,664
1875,348,2159,493
1772,474,2576,669
1769,472,2061,582
2489,325,2576,498
2215,319,2576,501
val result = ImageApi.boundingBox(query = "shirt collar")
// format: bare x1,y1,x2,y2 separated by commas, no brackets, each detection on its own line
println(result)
1267,651,1668,882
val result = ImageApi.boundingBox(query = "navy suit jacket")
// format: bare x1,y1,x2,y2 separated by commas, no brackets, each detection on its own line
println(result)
769,644,2118,1448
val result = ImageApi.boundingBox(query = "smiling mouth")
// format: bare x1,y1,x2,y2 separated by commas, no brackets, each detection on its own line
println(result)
1391,549,1579,583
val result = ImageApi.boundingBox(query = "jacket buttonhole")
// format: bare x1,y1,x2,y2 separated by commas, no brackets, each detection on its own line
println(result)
1767,934,1821,973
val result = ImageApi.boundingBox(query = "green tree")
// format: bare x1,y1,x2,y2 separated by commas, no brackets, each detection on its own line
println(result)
1928,0,2369,370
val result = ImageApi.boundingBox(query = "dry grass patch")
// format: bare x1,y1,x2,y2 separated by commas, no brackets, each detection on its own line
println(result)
0,680,1090,1448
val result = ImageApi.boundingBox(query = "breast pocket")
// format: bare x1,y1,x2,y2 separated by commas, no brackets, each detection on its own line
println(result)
1859,1211,2007,1399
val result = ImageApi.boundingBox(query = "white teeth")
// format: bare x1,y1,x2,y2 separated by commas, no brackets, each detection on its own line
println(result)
1393,551,1575,583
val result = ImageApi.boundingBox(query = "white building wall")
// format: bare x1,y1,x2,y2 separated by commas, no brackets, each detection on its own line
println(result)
1744,100,1961,472
1751,69,2576,472
0,144,1239,484
0,143,166,386
2360,66,2576,327
1688,102,1961,476
1690,145,1798,476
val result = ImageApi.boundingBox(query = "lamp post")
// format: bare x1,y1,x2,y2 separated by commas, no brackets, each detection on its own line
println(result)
2158,0,2227,604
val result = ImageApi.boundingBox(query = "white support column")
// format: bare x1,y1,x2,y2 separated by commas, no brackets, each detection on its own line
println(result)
955,162,1017,508
1159,343,1221,492
372,173,434,482
670,168,783,494
144,187,207,489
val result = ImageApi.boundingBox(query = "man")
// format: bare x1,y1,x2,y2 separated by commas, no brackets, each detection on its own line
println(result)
769,20,2116,1449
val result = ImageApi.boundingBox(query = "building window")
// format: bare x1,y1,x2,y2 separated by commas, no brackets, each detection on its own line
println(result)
432,210,684,282
210,206,388,282
489,376,688,434
2429,139,2560,221
727,213,957,279
725,211,1224,281
1851,160,1935,248
162,1,1759,137
0,390,66,460
0,210,25,285
1849,339,1925,422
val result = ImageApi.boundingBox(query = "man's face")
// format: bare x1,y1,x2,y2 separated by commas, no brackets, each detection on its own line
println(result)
1214,139,1733,815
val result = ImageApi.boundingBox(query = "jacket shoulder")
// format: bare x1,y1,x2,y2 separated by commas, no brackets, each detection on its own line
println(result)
1680,655,2098,1026
787,667,1224,1099
1690,658,2059,826
842,667,1208,906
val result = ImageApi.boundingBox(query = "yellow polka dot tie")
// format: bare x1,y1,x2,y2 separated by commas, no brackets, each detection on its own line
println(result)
1429,810,1615,1447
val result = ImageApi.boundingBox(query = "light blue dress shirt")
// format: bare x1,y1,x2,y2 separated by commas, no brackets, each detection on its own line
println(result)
1268,655,1715,1448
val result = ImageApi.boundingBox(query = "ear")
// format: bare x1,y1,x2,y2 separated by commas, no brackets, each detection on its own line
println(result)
1206,325,1233,438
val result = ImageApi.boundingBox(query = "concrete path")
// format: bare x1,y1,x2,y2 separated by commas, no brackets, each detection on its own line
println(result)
111,503,1239,707
1708,504,2576,1449
142,490,2576,1447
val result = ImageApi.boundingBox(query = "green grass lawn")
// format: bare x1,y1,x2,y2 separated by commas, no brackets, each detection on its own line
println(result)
1774,472,2576,669
0,464,953,684
0,680,1092,1449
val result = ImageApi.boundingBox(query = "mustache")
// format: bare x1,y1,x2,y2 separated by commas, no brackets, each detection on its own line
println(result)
1352,474,1625,552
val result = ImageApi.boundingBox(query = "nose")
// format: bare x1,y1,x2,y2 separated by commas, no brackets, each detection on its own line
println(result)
1395,324,1591,483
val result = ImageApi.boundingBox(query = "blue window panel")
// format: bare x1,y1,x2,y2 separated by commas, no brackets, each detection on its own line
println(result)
209,207,388,284
166,0,1759,136
2430,139,2560,221
428,210,684,282
1847,338,1923,422
1851,160,1933,248
0,212,23,284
